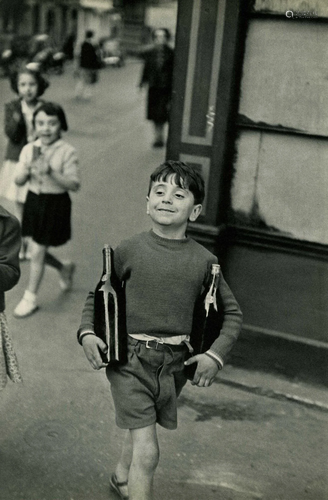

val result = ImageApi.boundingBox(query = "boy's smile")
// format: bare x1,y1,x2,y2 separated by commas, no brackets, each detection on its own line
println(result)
147,176,202,238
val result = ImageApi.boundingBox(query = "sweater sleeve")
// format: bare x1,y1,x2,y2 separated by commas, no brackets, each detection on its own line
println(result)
61,146,80,191
207,271,243,364
139,51,150,87
0,212,21,293
77,291,95,344
4,101,26,143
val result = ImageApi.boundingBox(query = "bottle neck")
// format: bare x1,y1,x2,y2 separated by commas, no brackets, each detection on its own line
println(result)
102,246,112,276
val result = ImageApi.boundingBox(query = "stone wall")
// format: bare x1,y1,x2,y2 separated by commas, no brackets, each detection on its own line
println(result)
230,12,328,244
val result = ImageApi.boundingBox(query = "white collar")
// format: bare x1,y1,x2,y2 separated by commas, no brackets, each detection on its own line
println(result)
21,100,40,116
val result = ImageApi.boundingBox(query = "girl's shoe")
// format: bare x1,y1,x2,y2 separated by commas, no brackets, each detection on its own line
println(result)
14,291,39,318
109,473,129,500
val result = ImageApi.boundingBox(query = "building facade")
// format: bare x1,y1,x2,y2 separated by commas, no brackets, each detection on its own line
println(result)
0,0,120,47
167,0,328,346
0,0,79,44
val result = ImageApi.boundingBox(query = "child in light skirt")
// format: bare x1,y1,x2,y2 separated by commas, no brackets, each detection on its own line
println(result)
14,102,80,318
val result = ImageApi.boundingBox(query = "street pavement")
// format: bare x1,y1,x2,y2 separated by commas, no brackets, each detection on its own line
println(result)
0,61,327,500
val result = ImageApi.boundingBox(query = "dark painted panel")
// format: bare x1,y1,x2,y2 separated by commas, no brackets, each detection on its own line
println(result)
167,0,193,158
168,0,247,228
224,244,328,343
189,0,218,137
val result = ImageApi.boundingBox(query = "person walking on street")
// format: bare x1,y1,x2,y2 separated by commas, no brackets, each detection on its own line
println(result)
0,204,23,390
139,28,174,148
77,161,243,500
13,102,80,318
75,30,101,100
0,65,49,259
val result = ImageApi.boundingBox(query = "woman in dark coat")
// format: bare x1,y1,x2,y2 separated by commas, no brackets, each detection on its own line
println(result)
139,28,174,148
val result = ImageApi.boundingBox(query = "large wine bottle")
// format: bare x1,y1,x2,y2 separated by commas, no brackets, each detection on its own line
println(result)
93,244,127,365
184,263,223,380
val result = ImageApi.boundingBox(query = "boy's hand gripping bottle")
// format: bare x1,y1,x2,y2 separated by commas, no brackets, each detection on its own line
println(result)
93,244,127,364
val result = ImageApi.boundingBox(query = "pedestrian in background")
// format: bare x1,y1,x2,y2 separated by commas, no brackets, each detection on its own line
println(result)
74,30,101,100
13,102,80,319
0,65,49,260
139,28,174,148
0,204,22,390
63,33,76,61
78,161,242,500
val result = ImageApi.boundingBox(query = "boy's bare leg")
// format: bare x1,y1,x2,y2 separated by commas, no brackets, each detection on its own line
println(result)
114,430,132,497
129,424,159,500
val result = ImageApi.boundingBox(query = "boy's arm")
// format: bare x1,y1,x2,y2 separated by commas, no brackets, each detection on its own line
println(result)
206,271,243,364
77,291,108,370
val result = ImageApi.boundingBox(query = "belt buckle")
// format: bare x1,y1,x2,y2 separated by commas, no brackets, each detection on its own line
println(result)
145,339,163,350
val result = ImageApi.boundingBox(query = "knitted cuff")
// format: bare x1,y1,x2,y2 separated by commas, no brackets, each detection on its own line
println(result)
78,330,96,345
205,350,224,369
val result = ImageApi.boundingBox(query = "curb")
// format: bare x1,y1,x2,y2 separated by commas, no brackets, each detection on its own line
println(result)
217,377,328,413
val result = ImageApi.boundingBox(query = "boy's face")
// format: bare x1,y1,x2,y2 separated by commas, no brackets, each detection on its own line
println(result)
34,111,61,146
147,175,202,236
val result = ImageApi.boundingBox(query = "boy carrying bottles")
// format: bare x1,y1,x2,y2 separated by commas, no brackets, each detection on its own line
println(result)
77,161,243,500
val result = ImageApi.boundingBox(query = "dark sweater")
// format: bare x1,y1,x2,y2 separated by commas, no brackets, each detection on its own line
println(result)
0,205,21,312
4,99,27,161
78,231,242,362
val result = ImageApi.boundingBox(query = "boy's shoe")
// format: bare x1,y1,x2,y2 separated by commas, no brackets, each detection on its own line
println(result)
109,473,129,500
59,262,76,291
14,290,39,318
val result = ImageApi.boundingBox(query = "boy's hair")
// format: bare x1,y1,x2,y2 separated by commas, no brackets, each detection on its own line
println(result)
148,160,205,205
10,66,49,97
33,102,68,131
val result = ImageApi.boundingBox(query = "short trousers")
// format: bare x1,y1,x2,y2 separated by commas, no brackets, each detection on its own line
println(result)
106,337,188,430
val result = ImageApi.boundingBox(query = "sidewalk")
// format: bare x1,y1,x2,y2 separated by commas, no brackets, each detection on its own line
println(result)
217,364,328,413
